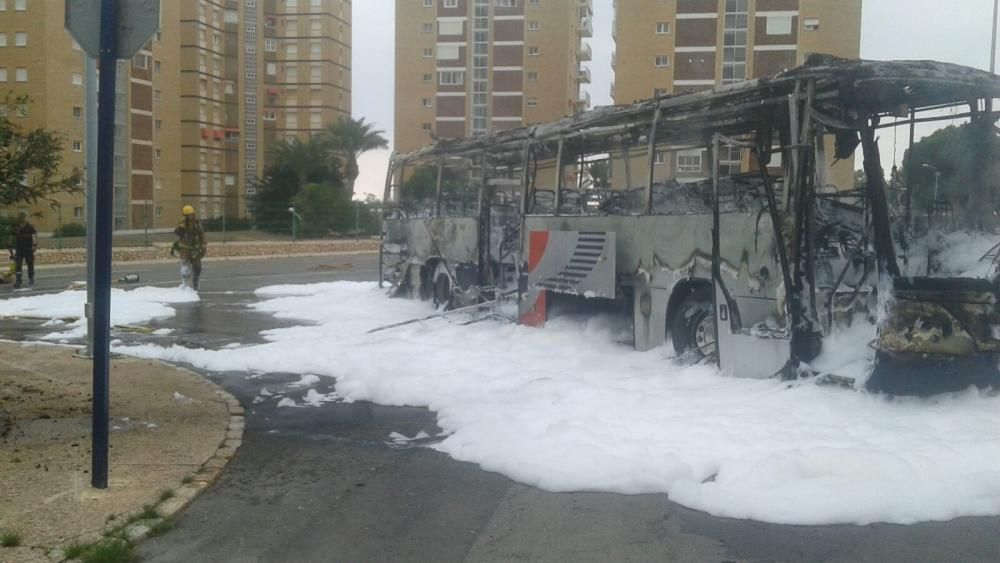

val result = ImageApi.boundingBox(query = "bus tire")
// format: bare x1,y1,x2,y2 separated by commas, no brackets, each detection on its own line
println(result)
670,286,715,358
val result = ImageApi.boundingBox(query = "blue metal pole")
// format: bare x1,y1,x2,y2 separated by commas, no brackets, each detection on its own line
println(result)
92,0,119,490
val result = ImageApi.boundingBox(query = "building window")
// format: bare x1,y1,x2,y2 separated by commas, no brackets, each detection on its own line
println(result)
656,22,671,34
528,21,540,31
528,46,539,56
526,97,538,107
529,0,539,4
155,119,162,130
653,88,667,97
0,1,5,11
423,48,433,58
422,122,433,131
677,151,703,173
133,53,149,69
287,66,299,81
527,71,538,82
722,0,748,84
263,111,277,121
495,0,517,7
14,32,26,46
655,55,670,67
422,73,433,83
0,33,6,47
422,98,432,108
0,68,6,82
73,106,83,118
264,38,277,52
14,0,25,10
766,15,793,35
154,149,162,159
654,152,666,165
443,0,458,7
73,207,83,219
437,45,460,60
72,141,82,152
14,68,27,82
422,22,434,33
438,20,463,35
267,62,277,75
439,70,465,85
803,18,820,31
423,0,433,6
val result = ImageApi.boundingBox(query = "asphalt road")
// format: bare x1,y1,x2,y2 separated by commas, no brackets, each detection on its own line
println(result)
4,254,1000,562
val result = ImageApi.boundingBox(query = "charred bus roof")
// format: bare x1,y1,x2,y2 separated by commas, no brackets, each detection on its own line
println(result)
392,55,1000,166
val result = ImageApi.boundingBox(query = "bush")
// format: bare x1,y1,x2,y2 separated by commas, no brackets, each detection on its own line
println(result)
200,217,253,232
292,183,348,238
53,222,86,238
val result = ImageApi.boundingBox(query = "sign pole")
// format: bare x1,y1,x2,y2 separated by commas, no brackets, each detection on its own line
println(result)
91,0,120,490
85,55,98,359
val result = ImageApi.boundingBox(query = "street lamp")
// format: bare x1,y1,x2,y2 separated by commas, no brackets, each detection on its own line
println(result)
922,163,941,201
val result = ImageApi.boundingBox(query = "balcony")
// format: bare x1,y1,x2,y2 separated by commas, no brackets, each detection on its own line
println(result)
579,17,593,38
576,91,591,111
579,0,593,17
578,42,592,62
577,67,591,84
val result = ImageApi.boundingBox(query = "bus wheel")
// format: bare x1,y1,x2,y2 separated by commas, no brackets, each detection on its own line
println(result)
670,287,715,358
433,264,453,310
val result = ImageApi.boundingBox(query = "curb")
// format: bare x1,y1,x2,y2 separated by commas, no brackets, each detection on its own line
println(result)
40,365,246,563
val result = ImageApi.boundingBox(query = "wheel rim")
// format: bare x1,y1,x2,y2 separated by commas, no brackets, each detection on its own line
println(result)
693,313,716,356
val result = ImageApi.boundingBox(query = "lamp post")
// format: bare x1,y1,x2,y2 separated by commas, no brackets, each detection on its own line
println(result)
922,163,941,201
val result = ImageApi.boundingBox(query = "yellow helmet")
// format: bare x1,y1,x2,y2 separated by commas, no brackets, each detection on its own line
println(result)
182,205,195,216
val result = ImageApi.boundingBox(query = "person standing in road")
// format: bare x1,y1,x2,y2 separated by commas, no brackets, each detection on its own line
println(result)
8,212,38,289
174,205,207,290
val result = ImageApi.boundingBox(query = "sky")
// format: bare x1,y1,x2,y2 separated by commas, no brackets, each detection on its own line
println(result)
352,0,1000,199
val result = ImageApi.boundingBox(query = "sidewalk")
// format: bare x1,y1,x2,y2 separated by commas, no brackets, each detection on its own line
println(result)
0,342,243,562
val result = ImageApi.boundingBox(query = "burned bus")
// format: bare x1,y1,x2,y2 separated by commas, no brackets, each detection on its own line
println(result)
382,56,1000,394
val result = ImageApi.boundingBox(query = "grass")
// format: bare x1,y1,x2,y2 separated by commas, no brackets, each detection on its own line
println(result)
63,541,89,559
136,504,159,521
180,475,194,485
79,539,137,563
0,531,22,547
146,519,175,538
158,489,174,502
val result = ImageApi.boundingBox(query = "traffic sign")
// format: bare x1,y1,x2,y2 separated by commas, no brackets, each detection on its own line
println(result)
65,0,160,59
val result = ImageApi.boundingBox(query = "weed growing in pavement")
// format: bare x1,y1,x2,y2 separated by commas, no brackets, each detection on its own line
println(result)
0,531,21,547
158,489,174,502
180,475,194,485
79,538,137,563
63,541,89,559
147,519,175,538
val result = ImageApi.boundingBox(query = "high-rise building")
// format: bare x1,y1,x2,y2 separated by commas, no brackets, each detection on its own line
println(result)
612,0,862,189
394,0,593,153
0,0,351,232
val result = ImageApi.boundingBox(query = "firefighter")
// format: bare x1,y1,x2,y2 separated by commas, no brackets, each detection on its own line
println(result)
174,205,207,290
8,212,38,288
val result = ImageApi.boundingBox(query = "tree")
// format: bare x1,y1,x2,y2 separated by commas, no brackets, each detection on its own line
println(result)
0,95,82,208
268,137,329,192
291,183,351,238
250,154,342,234
902,123,1000,228
320,117,389,200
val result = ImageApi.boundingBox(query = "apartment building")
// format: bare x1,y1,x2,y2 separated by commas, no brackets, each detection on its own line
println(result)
612,0,862,189
0,0,351,232
395,0,593,153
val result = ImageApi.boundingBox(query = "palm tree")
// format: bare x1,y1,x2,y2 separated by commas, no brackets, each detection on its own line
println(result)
321,117,389,200
268,137,327,192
